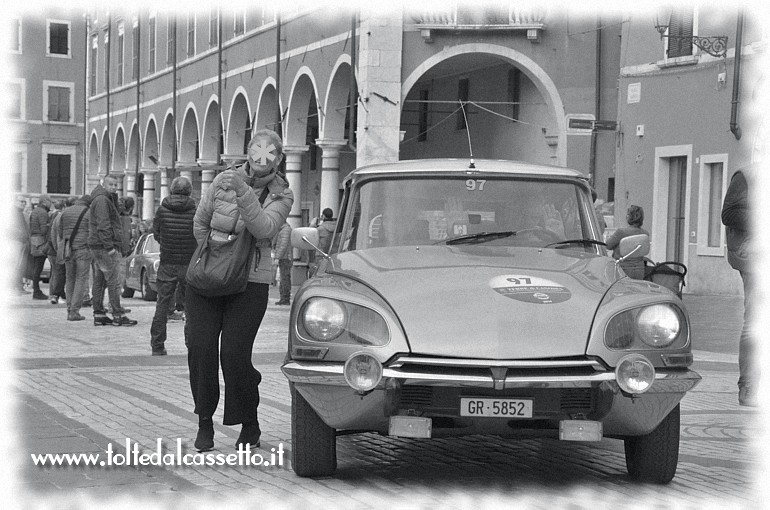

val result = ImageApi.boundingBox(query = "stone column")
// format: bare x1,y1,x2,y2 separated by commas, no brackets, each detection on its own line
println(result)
282,145,308,231
139,167,159,221
315,139,347,215
355,8,403,167
159,169,169,201
112,172,126,197
201,169,216,196
123,170,138,201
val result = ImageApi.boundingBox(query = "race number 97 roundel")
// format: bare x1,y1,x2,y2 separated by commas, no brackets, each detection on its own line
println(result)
489,275,571,304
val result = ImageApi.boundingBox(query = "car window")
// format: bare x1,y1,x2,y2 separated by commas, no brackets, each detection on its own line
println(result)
144,234,160,254
341,177,593,251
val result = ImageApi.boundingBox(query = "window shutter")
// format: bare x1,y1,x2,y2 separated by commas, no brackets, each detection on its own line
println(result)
48,87,59,121
668,8,694,58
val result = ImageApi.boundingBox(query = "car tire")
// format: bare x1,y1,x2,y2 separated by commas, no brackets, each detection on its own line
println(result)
141,271,157,301
624,403,680,484
291,384,337,477
122,282,134,298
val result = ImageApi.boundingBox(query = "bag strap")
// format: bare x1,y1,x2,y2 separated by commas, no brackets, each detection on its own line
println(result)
69,207,89,241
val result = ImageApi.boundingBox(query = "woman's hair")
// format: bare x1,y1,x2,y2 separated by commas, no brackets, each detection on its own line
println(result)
170,176,192,196
626,205,644,227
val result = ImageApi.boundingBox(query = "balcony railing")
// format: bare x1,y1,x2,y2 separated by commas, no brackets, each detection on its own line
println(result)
409,3,545,42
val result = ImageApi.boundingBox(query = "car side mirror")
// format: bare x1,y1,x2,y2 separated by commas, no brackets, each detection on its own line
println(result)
617,234,650,261
291,227,324,255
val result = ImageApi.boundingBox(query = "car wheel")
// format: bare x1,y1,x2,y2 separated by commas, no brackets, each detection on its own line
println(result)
624,403,680,484
122,281,134,298
141,270,157,301
291,384,336,477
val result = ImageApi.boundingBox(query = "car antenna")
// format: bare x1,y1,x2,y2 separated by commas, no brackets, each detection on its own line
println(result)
460,100,475,169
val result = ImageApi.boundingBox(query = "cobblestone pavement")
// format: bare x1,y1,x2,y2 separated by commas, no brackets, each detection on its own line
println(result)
4,285,767,509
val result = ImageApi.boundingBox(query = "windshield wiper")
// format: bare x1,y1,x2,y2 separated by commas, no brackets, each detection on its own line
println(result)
440,231,516,246
543,239,607,249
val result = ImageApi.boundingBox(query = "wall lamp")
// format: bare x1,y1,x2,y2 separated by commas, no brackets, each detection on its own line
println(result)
654,9,728,58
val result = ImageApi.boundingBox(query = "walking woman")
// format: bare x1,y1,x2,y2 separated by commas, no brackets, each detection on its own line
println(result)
187,129,293,451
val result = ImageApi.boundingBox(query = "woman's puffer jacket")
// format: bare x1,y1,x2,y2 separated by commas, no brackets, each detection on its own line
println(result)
194,165,294,284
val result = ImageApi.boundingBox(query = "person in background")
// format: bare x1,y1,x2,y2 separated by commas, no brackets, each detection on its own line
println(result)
591,188,607,235
272,220,292,305
47,199,68,304
187,129,293,452
88,175,137,327
59,195,92,321
150,176,197,355
28,195,51,300
721,164,758,407
605,205,649,280
12,197,30,293
317,208,337,254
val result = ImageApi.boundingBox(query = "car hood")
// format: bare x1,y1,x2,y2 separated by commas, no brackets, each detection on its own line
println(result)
331,246,615,359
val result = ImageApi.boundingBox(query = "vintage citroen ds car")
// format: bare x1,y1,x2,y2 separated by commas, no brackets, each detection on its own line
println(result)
282,159,700,483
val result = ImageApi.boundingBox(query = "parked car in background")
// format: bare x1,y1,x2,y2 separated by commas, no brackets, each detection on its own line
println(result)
283,159,700,483
122,233,159,301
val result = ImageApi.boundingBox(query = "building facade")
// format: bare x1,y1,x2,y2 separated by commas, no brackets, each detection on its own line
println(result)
616,6,767,295
84,5,621,227
5,11,87,204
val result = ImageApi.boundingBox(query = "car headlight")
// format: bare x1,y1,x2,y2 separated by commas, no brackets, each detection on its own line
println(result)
637,304,680,347
605,304,687,350
344,352,383,392
615,354,655,394
299,297,391,346
303,298,346,341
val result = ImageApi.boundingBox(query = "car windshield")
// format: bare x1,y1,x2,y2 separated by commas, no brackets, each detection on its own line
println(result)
339,176,597,251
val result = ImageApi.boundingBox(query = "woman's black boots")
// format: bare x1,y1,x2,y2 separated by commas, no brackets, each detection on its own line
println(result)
195,417,215,452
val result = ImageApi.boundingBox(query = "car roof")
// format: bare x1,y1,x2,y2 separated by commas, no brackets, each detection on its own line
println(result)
346,159,587,183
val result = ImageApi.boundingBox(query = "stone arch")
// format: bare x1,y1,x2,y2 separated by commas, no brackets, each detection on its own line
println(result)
201,96,222,161
127,121,141,172
88,131,100,176
112,125,127,174
255,79,281,134
322,56,354,141
225,87,252,155
179,103,200,164
401,43,567,166
144,116,159,167
285,67,320,147
160,110,176,166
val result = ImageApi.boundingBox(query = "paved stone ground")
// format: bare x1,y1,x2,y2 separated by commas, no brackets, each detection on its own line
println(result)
4,285,767,509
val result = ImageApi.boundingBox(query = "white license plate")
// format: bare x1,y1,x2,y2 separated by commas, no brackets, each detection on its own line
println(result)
460,398,533,418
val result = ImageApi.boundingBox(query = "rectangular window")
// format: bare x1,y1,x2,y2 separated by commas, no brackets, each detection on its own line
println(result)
46,84,71,122
167,18,175,65
418,89,429,142
697,154,728,256
48,20,70,56
234,10,245,36
209,9,218,47
103,30,109,90
667,7,694,58
132,21,139,81
12,151,23,192
9,18,21,53
117,23,124,86
187,12,195,57
148,14,156,73
6,81,23,119
456,78,469,130
90,35,98,94
46,154,71,194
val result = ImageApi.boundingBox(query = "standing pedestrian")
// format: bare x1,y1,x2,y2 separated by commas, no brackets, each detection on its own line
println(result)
605,205,649,280
721,164,758,407
12,197,29,293
88,175,137,327
187,129,293,452
47,199,67,304
317,208,337,254
59,195,92,321
28,195,51,300
150,176,197,356
272,220,292,305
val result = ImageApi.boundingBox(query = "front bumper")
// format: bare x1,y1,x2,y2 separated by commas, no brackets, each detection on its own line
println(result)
282,358,701,436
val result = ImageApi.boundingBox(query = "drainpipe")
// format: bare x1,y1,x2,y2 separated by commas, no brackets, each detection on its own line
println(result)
347,10,358,152
730,10,744,140
589,15,601,189
217,7,222,165
106,13,112,176
172,15,177,173
275,13,282,137
135,15,141,195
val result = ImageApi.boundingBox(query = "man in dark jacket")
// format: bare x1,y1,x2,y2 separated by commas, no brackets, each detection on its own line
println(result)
272,221,292,305
150,176,197,355
60,195,92,321
88,175,137,327
721,164,757,407
28,195,51,299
